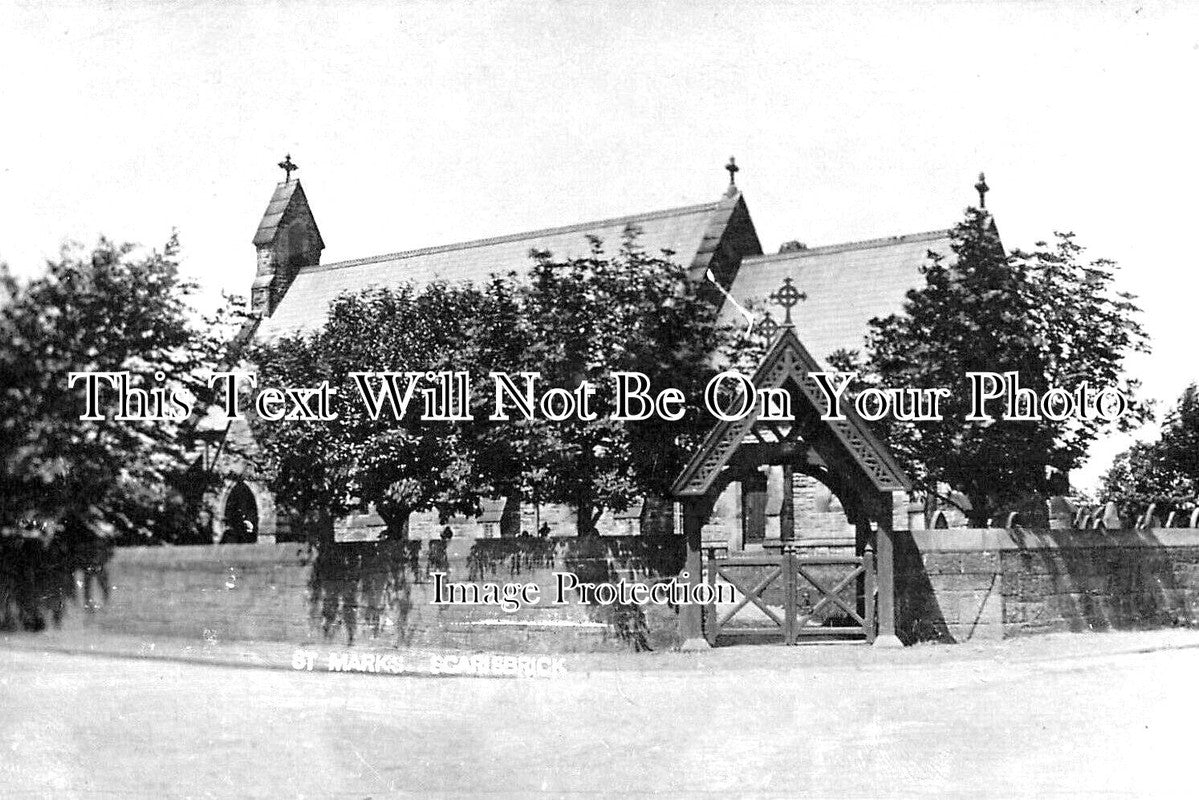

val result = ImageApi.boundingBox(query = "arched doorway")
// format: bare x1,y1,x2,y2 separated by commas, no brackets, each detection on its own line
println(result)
222,481,259,543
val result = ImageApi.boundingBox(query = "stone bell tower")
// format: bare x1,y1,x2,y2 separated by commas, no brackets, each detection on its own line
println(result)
251,154,324,316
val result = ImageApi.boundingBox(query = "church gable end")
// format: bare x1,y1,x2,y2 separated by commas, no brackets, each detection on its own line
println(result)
251,177,325,316
689,191,764,291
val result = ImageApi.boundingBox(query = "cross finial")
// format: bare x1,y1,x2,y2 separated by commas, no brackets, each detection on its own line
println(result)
756,312,779,341
725,156,740,196
974,171,989,209
278,154,298,183
769,276,807,326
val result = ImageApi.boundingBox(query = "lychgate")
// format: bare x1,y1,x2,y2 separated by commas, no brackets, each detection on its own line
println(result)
672,313,912,648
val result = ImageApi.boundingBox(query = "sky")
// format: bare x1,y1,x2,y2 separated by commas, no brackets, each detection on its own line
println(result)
1,0,1196,490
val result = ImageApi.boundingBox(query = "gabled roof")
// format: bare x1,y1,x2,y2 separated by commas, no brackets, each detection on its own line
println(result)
257,191,758,340
673,326,911,497
724,229,954,364
252,180,325,249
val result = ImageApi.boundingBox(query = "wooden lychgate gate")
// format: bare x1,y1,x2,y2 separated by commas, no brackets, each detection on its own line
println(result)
704,546,876,645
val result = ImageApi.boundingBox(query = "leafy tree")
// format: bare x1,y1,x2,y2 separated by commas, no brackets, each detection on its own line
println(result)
453,274,536,526
500,232,746,534
248,283,487,538
248,231,749,538
1101,384,1199,519
851,208,1148,526
0,237,227,627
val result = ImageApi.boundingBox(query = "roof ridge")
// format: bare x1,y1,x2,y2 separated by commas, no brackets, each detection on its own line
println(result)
308,199,724,273
747,229,952,262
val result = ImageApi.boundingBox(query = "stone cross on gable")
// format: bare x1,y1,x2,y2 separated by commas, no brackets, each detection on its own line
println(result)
278,154,298,183
769,276,806,326
975,171,989,208
755,312,779,340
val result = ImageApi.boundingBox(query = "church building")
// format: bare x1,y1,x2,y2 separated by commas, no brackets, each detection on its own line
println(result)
205,157,982,547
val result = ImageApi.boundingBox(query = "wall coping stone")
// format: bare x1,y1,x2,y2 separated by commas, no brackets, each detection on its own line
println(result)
109,529,1199,566
909,528,1199,552
110,543,316,568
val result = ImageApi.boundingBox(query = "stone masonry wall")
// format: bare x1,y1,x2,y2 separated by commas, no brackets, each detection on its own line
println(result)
60,536,686,653
895,528,1199,644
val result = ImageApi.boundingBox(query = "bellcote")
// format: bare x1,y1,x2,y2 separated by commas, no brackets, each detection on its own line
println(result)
251,174,324,316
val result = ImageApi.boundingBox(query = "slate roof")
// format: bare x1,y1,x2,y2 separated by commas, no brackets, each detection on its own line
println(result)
724,229,955,364
257,193,753,340
253,181,325,249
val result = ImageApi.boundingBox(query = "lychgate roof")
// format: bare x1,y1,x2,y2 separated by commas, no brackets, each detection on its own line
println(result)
725,230,954,364
257,192,759,340
673,326,911,497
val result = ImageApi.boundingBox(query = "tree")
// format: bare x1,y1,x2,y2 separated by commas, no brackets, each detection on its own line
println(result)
248,282,487,538
248,230,749,538
1102,384,1199,519
852,208,1148,526
0,237,227,627
494,231,747,535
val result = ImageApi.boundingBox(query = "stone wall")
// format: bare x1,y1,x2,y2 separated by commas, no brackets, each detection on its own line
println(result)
894,528,1199,643
61,536,686,653
50,528,1199,652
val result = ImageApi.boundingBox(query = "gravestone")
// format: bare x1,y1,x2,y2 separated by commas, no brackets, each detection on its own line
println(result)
1046,496,1075,530
1101,501,1123,530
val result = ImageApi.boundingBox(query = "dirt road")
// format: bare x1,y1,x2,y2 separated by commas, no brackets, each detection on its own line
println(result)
2,632,1197,798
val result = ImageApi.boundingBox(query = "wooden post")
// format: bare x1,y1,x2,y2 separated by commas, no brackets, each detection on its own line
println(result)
680,497,711,650
783,550,797,644
780,464,795,542
863,542,876,644
873,490,903,647
854,513,871,633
